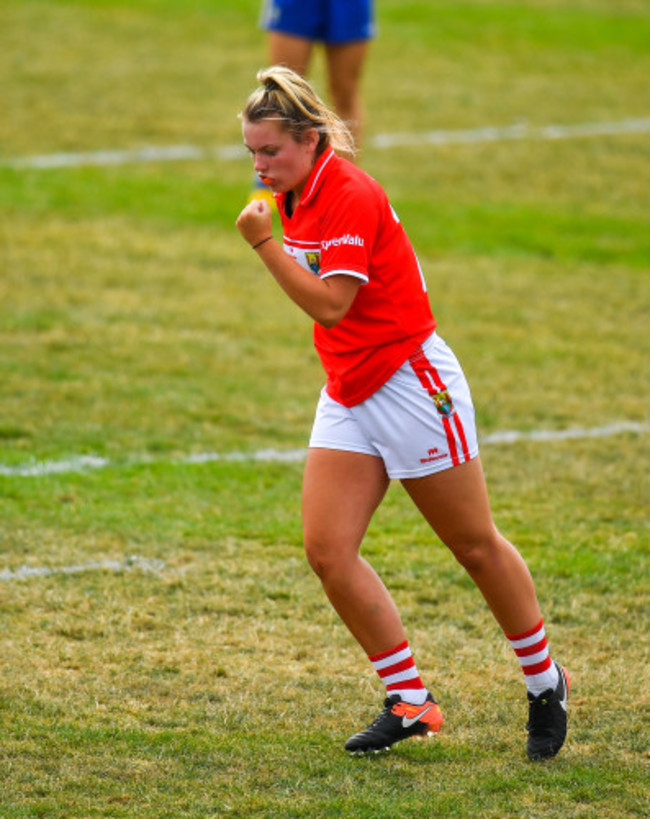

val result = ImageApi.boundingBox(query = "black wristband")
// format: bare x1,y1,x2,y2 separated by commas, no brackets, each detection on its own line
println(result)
252,236,273,250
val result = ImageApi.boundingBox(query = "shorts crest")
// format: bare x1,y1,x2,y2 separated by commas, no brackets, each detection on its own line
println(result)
432,388,454,417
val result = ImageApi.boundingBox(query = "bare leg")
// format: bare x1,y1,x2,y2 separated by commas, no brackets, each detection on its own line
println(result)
268,31,314,76
324,41,369,149
402,457,542,635
302,448,405,654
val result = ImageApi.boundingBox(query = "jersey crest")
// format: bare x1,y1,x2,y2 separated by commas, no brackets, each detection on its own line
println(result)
306,251,321,274
283,238,321,277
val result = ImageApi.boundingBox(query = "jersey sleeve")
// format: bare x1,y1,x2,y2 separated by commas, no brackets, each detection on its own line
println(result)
317,180,381,283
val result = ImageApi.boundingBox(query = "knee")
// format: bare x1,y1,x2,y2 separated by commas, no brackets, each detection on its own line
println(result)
304,537,338,581
447,530,504,574
304,532,361,584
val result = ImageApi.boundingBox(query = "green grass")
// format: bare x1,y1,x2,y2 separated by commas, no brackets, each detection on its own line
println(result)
1,0,649,816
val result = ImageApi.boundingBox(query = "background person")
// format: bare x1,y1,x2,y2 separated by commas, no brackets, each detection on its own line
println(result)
236,66,569,760
260,0,374,148
250,0,374,204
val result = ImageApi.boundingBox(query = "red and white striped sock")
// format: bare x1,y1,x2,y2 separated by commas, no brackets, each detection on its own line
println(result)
506,619,559,696
369,640,428,705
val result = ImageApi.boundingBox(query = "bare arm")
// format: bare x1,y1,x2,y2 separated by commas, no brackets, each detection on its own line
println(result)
236,199,361,328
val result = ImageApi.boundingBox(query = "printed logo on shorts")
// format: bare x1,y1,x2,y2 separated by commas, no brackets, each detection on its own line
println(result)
431,388,454,417
420,447,448,465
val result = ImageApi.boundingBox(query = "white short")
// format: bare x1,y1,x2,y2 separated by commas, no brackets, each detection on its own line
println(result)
309,333,479,479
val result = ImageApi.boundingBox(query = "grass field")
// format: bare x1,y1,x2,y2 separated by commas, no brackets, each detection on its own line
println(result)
1,0,649,816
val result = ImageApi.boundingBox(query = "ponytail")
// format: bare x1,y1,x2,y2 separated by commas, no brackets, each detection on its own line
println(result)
241,66,356,159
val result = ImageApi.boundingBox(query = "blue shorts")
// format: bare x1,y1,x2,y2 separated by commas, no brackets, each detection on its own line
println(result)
261,0,375,44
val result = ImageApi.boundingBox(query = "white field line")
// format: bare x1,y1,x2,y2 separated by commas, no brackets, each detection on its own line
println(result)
0,555,166,582
3,117,650,170
0,421,647,478
369,117,650,148
1,420,646,584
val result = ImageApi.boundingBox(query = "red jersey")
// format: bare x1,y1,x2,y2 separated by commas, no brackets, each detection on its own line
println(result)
276,148,436,407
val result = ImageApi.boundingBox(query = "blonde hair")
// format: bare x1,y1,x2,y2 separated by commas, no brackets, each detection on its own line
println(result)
241,66,356,159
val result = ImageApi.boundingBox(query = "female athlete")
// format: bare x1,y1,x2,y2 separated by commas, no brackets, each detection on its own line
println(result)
235,66,569,760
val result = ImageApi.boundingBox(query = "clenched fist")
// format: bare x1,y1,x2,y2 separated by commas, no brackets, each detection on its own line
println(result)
236,198,273,248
